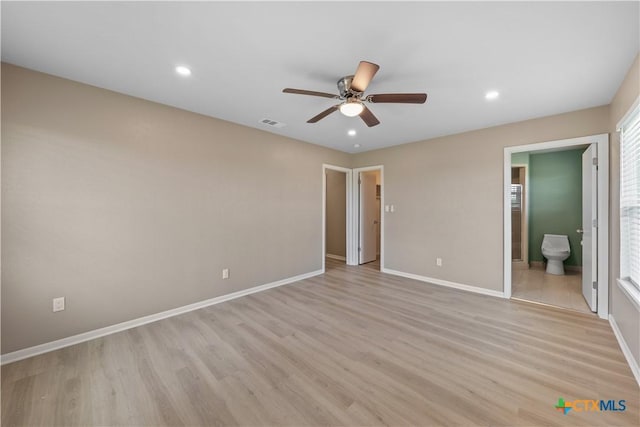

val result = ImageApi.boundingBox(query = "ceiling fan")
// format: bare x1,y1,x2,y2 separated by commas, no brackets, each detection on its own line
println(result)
283,61,427,127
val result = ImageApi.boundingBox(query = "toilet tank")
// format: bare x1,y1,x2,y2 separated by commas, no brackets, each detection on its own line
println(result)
542,234,570,251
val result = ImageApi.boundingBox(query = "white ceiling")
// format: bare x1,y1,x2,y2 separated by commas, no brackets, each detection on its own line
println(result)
2,1,639,153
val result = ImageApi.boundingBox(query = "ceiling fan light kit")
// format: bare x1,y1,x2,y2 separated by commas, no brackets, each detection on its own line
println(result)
339,98,364,117
283,60,427,127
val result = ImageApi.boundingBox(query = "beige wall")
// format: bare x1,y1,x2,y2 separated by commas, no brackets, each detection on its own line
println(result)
609,54,640,367
352,106,610,291
325,169,346,258
3,55,639,359
1,64,351,353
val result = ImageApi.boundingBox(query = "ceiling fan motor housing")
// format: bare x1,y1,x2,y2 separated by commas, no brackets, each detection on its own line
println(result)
337,75,359,99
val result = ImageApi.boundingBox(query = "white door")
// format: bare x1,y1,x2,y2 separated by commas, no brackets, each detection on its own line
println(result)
359,172,377,264
581,144,598,312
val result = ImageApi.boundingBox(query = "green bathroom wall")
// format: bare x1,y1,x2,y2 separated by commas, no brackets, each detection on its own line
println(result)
511,152,530,166
528,149,583,266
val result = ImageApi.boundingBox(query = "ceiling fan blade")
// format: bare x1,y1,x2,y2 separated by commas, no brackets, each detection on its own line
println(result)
367,93,428,104
359,106,380,127
351,61,380,93
307,105,340,123
283,88,339,99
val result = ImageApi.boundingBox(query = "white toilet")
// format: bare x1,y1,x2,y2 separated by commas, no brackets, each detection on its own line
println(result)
541,234,571,275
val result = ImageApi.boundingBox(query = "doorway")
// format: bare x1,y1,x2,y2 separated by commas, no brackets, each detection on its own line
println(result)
510,148,589,313
322,164,352,273
358,169,381,269
321,164,384,271
325,169,348,264
503,134,609,319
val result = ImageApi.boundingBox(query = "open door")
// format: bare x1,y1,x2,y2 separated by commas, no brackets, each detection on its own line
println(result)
581,144,598,312
359,172,377,264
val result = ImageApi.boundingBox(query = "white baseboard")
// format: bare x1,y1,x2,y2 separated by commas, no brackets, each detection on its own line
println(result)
382,268,506,299
326,253,346,261
1,269,323,365
609,314,640,387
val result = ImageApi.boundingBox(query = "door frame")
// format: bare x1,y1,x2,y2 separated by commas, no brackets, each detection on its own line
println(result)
352,165,384,269
503,134,609,318
582,145,598,311
322,164,353,272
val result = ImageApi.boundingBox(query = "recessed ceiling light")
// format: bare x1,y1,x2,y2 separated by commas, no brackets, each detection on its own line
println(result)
348,129,357,136
354,143,361,148
175,65,192,76
485,90,499,100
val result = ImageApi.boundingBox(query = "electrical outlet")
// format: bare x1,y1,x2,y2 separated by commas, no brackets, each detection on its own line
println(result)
436,258,442,267
222,268,229,279
53,297,65,312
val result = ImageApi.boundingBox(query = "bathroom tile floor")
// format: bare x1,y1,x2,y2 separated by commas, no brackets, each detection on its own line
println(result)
512,266,593,314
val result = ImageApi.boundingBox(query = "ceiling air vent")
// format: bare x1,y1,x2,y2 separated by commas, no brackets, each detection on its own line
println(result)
259,118,286,128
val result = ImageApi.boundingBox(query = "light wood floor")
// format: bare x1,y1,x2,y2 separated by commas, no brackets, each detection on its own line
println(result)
512,266,592,314
2,258,638,426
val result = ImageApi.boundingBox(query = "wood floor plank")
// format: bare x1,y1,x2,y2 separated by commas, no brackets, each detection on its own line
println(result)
2,258,638,426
